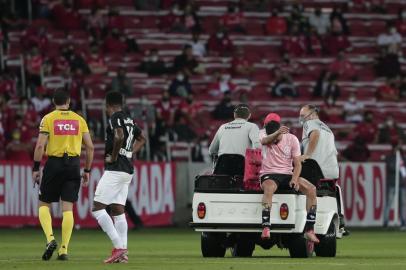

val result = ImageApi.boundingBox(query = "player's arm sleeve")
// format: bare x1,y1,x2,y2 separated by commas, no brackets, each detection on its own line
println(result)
133,124,142,139
208,127,221,156
80,117,90,133
39,116,50,134
249,124,261,149
110,112,124,130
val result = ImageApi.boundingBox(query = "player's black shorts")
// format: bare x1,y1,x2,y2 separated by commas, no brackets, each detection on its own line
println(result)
39,156,81,203
260,174,292,189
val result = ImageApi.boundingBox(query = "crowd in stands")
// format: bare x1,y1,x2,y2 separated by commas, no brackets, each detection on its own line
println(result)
1,0,406,163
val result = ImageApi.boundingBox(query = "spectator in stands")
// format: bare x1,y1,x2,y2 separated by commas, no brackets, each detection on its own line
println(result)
375,49,401,78
169,71,192,98
51,48,71,75
9,115,32,144
271,67,298,98
159,3,184,32
323,73,340,104
328,51,356,80
106,6,124,31
265,9,287,35
343,93,364,123
5,129,32,161
177,93,202,125
188,32,206,58
286,3,309,34
65,45,90,75
0,93,14,138
354,111,378,143
208,73,236,97
240,0,270,12
87,43,107,74
220,3,246,34
104,28,139,54
313,70,330,97
87,6,106,40
172,114,197,142
231,47,254,77
282,24,307,57
376,79,399,101
342,136,370,162
49,0,83,30
173,44,201,76
377,24,402,55
330,6,349,35
0,71,16,99
319,98,343,123
308,7,330,36
207,29,234,57
31,86,51,116
19,98,39,136
378,115,405,144
395,9,406,36
21,26,49,53
26,45,45,88
324,29,351,55
308,27,323,56
111,67,133,97
139,48,167,76
156,90,175,128
212,91,234,120
383,143,406,228
183,2,201,33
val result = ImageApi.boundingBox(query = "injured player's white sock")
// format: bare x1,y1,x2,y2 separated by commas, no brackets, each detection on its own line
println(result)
92,209,123,249
113,214,128,249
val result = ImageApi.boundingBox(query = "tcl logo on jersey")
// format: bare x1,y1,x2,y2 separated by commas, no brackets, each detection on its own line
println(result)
54,120,79,135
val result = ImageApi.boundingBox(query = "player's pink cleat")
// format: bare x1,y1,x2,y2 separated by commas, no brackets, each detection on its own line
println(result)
261,227,271,240
103,248,128,264
305,229,320,243
114,254,128,263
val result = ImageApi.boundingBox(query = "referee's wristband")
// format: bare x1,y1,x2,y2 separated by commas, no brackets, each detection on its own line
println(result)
33,161,40,172
84,168,91,173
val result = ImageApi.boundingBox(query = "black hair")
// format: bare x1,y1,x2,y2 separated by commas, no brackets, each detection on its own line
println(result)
53,89,70,106
234,104,250,119
265,121,280,135
106,91,123,107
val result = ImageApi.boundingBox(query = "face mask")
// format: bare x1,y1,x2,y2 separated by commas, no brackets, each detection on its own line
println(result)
390,28,397,34
151,55,158,62
265,121,281,135
349,97,356,103
216,33,224,39
299,117,305,126
177,74,184,81
387,120,394,127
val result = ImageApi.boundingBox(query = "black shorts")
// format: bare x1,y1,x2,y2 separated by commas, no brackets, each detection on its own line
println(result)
260,174,292,189
39,156,81,203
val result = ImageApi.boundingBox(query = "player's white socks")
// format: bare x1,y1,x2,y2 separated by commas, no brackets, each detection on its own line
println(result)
92,209,123,249
113,214,128,249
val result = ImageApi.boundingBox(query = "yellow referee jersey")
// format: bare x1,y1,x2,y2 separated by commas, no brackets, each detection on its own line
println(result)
39,110,89,157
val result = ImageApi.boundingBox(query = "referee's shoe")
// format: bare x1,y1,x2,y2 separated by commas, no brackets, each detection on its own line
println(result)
42,240,58,261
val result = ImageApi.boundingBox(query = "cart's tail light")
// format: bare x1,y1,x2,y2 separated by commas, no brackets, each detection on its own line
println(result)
280,203,289,220
197,203,206,219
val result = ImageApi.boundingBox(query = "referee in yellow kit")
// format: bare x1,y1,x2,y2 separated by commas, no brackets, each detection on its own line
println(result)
32,89,94,261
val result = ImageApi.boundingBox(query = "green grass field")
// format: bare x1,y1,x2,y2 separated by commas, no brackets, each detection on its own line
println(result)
1,228,405,270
